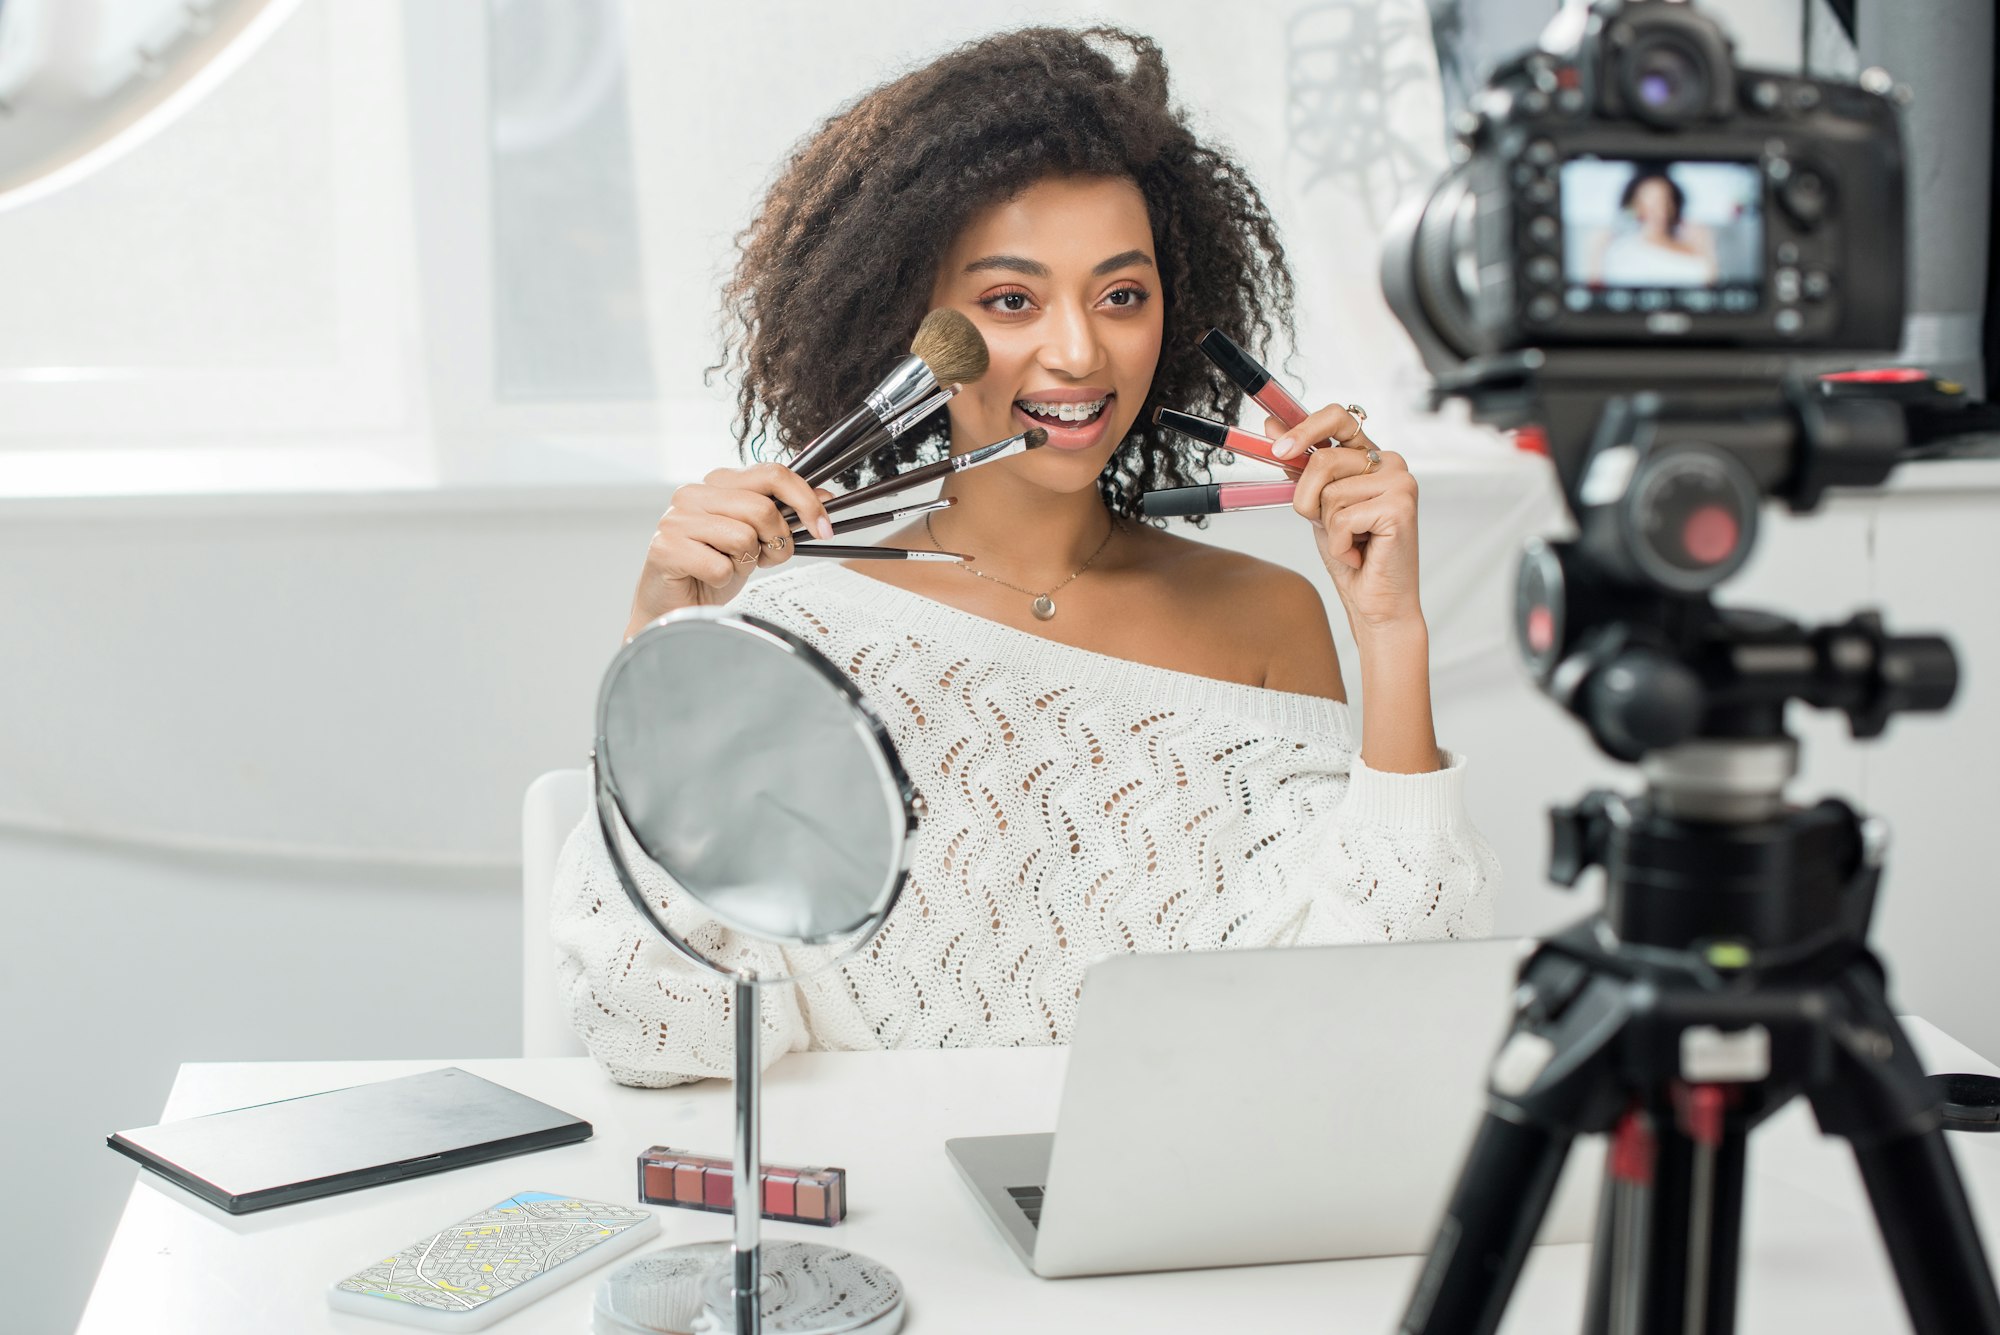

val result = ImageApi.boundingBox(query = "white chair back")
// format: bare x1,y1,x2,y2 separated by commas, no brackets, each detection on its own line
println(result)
522,767,590,1057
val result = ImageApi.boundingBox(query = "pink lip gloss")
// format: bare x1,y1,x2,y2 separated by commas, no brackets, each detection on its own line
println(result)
1153,407,1301,474
1198,328,1332,451
1139,479,1297,519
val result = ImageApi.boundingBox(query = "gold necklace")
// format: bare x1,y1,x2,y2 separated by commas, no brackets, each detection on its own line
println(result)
926,512,1117,621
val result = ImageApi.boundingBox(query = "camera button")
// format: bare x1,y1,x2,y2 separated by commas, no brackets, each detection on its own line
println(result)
1779,170,1830,228
1775,309,1805,335
1803,269,1833,301
1528,215,1559,246
1777,241,1801,265
1774,267,1802,303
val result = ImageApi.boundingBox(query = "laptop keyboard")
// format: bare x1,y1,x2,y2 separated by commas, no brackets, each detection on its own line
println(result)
1006,1184,1047,1229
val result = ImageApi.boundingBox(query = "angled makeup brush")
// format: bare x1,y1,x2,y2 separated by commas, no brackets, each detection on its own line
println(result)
781,426,1047,527
785,544,966,562
788,496,955,546
789,308,992,484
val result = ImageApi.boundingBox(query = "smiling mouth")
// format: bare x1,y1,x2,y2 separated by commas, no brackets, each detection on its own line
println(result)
1014,395,1111,427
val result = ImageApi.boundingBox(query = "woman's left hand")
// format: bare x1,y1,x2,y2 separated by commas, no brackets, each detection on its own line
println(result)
1268,406,1424,639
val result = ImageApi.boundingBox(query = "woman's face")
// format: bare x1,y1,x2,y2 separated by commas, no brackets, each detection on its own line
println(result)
1630,177,1678,231
929,175,1164,491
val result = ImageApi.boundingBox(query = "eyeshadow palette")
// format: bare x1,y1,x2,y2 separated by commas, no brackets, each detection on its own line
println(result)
636,1146,846,1227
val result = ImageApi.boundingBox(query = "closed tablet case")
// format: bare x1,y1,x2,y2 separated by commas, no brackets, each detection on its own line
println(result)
107,1067,593,1213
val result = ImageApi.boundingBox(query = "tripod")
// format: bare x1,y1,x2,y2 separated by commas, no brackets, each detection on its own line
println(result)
1400,731,2000,1334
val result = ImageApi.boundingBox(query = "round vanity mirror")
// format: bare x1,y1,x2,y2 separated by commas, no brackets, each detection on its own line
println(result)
591,607,915,1335
595,611,915,951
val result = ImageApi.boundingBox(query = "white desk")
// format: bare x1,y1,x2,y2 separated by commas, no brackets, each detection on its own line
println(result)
82,1022,2000,1334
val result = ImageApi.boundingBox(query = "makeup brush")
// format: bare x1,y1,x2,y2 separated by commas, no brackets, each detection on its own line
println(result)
789,496,955,545
781,426,1047,527
786,545,966,562
802,382,961,487
790,308,992,484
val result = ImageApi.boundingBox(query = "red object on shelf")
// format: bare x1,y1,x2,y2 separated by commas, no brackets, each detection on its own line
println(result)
1513,425,1551,456
1819,367,1931,384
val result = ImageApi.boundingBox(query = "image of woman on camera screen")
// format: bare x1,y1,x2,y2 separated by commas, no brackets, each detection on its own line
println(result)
552,27,1499,1088
1577,161,1743,288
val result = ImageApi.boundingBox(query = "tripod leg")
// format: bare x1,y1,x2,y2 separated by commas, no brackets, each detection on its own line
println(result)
1683,1115,1748,1335
1805,961,2000,1333
1851,1126,2000,1334
1584,1090,1752,1335
1400,1110,1574,1335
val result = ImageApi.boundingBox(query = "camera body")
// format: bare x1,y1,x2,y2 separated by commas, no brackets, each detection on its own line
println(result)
1379,0,1957,766
1387,0,1907,367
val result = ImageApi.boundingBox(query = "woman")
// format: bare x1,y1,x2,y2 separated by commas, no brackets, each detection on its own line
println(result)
553,26,1499,1087
1587,166,1719,287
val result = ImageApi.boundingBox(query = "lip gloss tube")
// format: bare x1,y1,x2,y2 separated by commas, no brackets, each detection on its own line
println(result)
636,1146,846,1227
1153,407,1302,473
1198,327,1333,451
1139,479,1298,519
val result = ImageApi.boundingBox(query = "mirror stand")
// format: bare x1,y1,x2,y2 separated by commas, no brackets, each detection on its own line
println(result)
594,970,905,1335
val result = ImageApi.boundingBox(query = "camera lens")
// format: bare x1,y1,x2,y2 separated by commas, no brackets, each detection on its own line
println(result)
1380,170,1488,361
1621,36,1710,125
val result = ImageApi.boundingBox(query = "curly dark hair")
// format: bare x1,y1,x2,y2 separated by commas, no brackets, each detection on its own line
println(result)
715,25,1296,522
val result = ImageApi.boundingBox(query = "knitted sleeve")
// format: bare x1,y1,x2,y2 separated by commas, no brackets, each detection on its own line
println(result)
1287,750,1500,945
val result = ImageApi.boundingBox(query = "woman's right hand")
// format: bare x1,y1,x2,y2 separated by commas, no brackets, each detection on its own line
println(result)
625,463,836,638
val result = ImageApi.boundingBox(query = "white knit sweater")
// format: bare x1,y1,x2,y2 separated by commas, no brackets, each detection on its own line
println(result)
552,562,1499,1087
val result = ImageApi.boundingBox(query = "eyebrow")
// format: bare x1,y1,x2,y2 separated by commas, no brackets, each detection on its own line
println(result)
1090,249,1154,276
962,250,1156,278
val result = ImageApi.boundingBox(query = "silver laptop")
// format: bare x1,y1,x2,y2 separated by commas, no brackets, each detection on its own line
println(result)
945,939,1600,1278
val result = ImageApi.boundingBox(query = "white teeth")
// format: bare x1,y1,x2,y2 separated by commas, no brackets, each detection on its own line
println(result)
1017,398,1106,423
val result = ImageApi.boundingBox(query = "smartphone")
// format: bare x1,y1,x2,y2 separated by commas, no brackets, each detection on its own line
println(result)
328,1191,659,1329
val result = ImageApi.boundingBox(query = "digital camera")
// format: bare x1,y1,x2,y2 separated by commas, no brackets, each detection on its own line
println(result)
1384,0,1907,369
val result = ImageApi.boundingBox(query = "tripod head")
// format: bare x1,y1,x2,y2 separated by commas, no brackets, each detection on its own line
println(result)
1501,361,1960,774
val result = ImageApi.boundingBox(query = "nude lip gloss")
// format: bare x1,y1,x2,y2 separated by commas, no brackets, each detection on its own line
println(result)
1153,407,1300,473
1198,328,1331,451
1139,479,1298,518
636,1146,846,1227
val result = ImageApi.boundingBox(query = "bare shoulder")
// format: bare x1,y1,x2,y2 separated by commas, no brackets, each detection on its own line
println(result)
1124,524,1345,699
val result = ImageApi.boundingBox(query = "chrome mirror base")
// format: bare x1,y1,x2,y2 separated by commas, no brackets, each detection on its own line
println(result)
594,1240,904,1334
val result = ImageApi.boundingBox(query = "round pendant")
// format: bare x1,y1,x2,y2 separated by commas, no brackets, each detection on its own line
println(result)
1031,595,1057,621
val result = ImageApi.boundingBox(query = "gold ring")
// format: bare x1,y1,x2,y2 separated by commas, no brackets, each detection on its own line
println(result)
1346,403,1368,422
734,551,758,564
764,537,787,551
1363,448,1382,475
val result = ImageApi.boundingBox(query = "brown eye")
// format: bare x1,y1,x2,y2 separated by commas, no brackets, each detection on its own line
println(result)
978,290,1034,314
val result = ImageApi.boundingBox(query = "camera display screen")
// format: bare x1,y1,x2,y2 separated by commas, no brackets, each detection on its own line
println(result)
1559,159,1763,315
